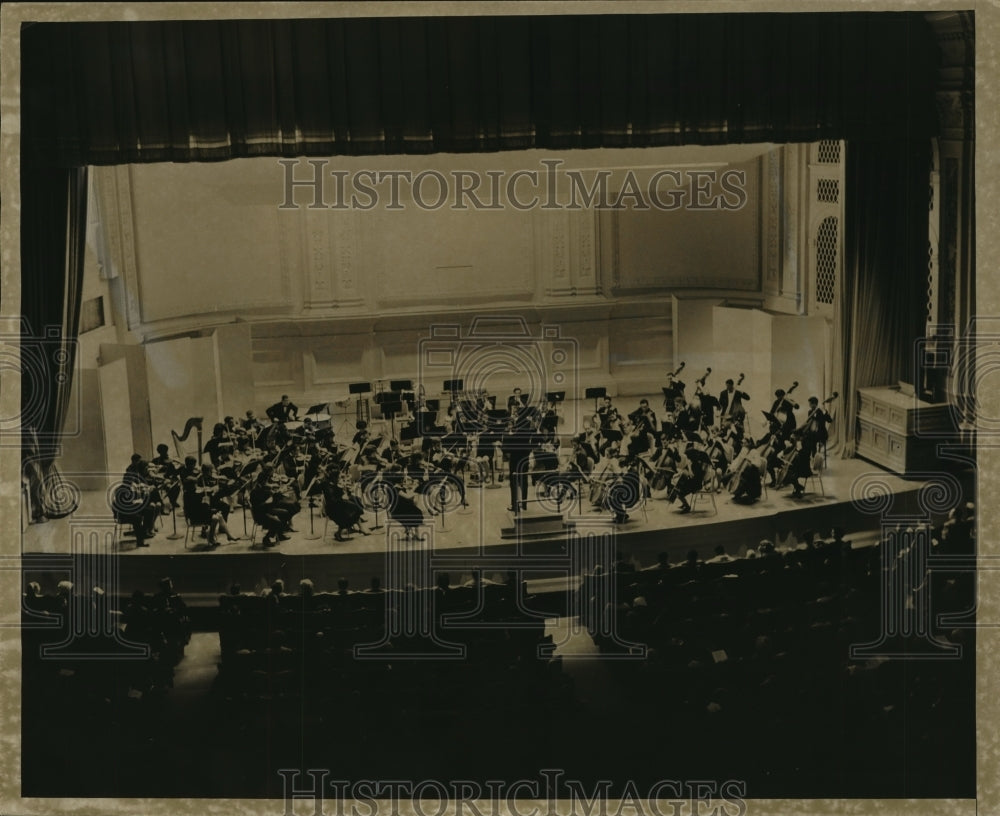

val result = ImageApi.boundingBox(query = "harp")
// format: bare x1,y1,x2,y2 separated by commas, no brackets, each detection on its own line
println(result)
171,417,204,463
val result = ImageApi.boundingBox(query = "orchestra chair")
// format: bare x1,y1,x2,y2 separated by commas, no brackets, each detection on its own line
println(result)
690,475,718,515
806,454,826,497
183,514,203,551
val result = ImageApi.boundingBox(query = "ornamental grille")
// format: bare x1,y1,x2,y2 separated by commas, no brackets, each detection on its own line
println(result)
818,140,841,164
817,178,840,204
816,216,838,305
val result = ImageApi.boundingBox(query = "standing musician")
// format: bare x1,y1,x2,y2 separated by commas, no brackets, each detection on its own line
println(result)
502,413,541,514
802,396,834,456
266,395,299,423
718,379,750,427
662,371,686,415
770,389,798,436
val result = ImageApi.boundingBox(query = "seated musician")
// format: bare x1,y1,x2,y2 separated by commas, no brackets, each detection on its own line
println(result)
321,466,370,542
381,464,425,534
248,467,288,547
667,439,711,513
626,399,657,457
607,458,643,524
552,436,593,501
180,460,232,547
203,423,235,468
114,455,161,548
243,409,263,432
507,387,528,412
589,443,622,510
730,448,764,505
197,463,242,542
597,396,620,431
779,436,814,499
530,438,560,496
472,432,501,483
424,439,469,508
150,443,182,509
674,397,702,435
802,396,833,456
266,394,299,423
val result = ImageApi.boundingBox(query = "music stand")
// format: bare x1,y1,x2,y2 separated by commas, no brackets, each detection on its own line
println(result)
390,379,412,392
585,387,607,412
380,400,403,441
400,424,421,444
349,382,372,428
443,379,464,404
306,402,330,416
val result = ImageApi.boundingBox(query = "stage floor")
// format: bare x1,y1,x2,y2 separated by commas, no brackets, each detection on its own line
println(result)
23,456,937,560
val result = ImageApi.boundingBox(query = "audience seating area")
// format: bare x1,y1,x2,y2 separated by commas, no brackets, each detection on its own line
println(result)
575,505,976,795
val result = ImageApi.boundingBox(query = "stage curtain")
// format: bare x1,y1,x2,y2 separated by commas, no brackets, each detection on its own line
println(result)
835,140,931,456
20,166,88,466
21,13,938,166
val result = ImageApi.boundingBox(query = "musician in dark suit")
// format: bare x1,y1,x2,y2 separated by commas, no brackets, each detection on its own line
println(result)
507,387,528,412
266,395,299,423
770,389,798,435
114,455,160,547
626,399,657,457
203,423,234,468
503,421,538,514
662,372,686,414
802,396,833,456
718,380,750,425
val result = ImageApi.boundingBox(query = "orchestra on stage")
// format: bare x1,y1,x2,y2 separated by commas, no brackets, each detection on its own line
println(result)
112,373,837,550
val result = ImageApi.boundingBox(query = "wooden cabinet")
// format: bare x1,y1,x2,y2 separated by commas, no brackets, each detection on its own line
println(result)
855,387,955,476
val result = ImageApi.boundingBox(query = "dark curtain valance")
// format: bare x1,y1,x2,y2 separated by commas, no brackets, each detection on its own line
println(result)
22,12,939,166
